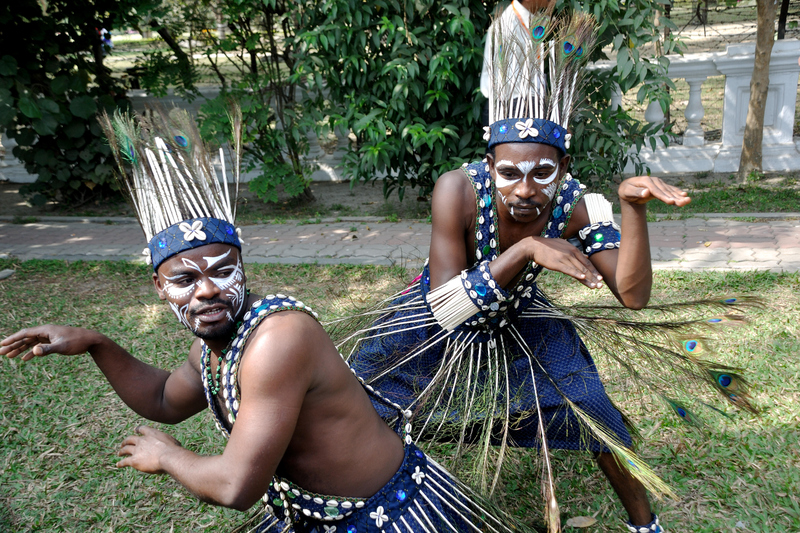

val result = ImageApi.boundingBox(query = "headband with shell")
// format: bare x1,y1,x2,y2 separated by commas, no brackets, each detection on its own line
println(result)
99,106,243,271
484,3,597,154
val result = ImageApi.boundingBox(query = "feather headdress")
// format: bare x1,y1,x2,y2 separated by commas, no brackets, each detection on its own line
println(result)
484,2,597,153
99,106,243,270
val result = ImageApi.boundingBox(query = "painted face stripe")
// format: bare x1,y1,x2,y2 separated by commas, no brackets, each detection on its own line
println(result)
533,163,559,185
203,249,231,269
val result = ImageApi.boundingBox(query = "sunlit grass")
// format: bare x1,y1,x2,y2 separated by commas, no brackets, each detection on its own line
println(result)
1,260,798,531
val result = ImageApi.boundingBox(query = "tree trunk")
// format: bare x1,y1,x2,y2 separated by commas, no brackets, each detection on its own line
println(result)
737,0,778,183
299,185,316,203
149,20,194,88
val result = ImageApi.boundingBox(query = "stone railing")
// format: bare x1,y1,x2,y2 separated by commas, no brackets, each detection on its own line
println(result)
611,39,800,173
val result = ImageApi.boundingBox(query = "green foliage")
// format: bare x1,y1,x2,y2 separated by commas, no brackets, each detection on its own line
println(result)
0,0,144,206
296,0,492,200
297,0,678,197
567,0,679,183
137,0,317,203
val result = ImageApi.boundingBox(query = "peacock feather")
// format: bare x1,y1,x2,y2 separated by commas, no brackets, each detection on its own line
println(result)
98,105,242,244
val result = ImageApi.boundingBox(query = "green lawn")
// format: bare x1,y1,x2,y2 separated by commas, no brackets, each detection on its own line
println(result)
1,260,798,532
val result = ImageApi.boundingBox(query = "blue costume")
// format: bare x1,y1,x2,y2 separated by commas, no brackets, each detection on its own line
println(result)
202,296,535,533
346,161,631,453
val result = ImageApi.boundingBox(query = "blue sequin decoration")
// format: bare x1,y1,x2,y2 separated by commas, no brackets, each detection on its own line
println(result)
499,124,508,134
226,226,234,235
158,239,167,249
686,340,698,352
553,206,563,218
174,135,188,147
396,489,407,501
553,129,561,139
483,194,491,206
475,283,487,297
347,526,357,533
718,374,732,387
415,449,424,459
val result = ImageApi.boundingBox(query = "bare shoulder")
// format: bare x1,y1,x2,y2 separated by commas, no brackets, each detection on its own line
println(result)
237,311,325,390
433,168,473,201
432,168,476,226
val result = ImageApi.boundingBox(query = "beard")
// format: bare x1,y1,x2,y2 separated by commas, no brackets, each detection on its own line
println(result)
185,297,241,342
194,319,239,342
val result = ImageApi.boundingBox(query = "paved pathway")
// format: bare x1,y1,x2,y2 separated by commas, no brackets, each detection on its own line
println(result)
1,215,799,272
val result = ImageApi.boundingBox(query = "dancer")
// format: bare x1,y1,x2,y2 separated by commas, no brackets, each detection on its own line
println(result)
340,7,758,533
1,108,539,533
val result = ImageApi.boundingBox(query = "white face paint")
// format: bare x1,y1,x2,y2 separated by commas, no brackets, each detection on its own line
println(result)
542,181,558,200
494,160,526,188
492,154,560,219
160,249,246,331
168,301,192,330
494,159,560,187
203,249,231,269
533,163,559,185
211,257,246,317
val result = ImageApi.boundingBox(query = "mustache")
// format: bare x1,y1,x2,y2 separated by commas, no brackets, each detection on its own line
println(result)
188,297,231,315
509,199,542,209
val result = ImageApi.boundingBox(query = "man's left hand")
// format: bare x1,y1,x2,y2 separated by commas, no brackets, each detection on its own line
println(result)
117,425,182,474
619,176,691,207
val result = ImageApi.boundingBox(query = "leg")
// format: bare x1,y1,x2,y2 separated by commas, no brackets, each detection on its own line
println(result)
595,452,652,526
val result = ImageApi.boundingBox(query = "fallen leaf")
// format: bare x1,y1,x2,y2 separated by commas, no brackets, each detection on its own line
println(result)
565,516,597,528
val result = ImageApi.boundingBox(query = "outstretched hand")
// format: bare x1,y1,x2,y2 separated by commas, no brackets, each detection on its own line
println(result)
528,237,604,289
117,425,183,474
619,176,691,207
0,325,100,362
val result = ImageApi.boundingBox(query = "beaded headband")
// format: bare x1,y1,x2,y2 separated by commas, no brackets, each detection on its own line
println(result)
99,106,243,271
483,1,596,153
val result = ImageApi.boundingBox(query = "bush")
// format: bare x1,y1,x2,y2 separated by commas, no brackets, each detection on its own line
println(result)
297,0,677,196
297,0,495,200
0,0,141,206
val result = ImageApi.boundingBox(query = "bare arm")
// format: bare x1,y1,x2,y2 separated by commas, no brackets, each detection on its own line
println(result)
0,325,207,424
117,313,315,511
569,176,690,309
428,170,603,291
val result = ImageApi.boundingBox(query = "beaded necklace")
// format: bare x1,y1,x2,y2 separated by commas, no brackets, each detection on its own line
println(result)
205,348,226,396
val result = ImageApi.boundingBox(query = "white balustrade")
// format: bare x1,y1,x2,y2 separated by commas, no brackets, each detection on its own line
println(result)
601,40,800,173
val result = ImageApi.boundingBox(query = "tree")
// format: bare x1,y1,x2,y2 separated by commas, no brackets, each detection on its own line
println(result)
138,0,318,203
0,0,148,206
737,0,779,182
295,0,677,199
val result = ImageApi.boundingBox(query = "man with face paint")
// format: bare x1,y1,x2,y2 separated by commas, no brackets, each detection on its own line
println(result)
0,109,542,533
341,8,691,533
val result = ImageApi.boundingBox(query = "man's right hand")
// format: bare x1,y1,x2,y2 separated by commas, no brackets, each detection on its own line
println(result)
527,236,604,289
0,325,101,361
